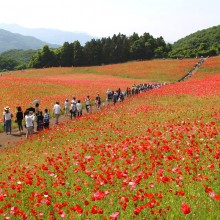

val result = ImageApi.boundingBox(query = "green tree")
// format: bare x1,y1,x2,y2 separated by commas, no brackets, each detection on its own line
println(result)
0,57,18,71
29,45,56,68
130,39,145,60
72,41,84,66
83,39,102,66
60,42,73,67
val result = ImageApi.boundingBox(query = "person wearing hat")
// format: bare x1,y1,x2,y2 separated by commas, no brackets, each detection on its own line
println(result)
3,106,13,135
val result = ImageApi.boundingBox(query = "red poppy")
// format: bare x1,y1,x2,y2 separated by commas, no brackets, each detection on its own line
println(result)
181,203,191,214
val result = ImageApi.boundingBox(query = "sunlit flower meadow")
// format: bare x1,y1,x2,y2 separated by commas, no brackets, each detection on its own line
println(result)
0,58,197,121
0,57,219,219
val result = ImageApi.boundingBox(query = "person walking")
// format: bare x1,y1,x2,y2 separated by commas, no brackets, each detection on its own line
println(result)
64,99,69,116
25,110,35,139
3,106,13,135
119,93,124,102
95,94,101,110
113,92,118,105
70,101,77,119
43,109,50,129
35,103,40,115
36,111,44,131
76,100,83,116
85,96,91,113
106,89,112,104
53,101,61,124
16,106,23,134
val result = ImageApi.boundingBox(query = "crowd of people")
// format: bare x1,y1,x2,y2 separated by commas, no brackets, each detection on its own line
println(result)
2,57,205,139
178,57,205,82
2,105,50,139
2,83,164,139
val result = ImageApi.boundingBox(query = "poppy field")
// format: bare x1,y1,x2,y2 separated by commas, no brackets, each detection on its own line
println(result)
0,57,220,219
0,58,197,124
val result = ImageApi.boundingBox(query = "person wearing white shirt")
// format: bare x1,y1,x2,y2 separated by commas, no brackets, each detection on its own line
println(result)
71,97,77,105
76,100,82,116
85,96,91,113
64,99,69,116
53,101,61,124
25,111,35,139
3,106,13,135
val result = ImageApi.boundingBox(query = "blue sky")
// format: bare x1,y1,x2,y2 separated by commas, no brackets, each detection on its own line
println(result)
0,0,219,42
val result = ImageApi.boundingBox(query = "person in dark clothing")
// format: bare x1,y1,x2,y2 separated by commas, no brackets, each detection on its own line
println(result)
113,92,118,105
119,93,124,102
37,111,44,131
70,101,77,119
16,106,24,134
95,94,101,110
117,88,121,99
35,103,40,115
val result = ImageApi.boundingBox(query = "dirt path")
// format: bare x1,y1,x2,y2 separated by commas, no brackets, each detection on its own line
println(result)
0,105,102,149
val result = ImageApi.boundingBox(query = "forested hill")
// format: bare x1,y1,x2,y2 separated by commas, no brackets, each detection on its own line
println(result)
0,29,59,53
169,25,220,58
0,49,37,65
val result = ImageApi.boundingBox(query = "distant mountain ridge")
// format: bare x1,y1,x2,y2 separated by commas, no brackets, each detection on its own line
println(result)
0,23,95,46
0,29,59,53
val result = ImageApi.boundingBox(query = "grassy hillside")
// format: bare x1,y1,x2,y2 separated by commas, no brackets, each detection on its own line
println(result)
0,49,37,65
0,58,199,119
170,25,220,58
0,57,219,219
0,29,59,53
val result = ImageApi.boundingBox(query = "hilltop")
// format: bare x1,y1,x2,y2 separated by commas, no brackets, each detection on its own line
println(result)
0,49,37,65
169,25,220,58
0,23,95,46
0,29,59,53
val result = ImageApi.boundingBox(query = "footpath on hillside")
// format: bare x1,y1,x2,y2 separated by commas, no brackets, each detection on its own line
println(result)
0,104,105,149
0,58,205,149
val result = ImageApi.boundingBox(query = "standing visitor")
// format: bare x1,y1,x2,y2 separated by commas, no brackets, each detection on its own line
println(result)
71,97,77,105
43,109,50,129
76,100,83,116
106,89,112,104
36,111,44,131
53,101,61,124
3,106,13,135
35,103,40,115
119,93,124,102
70,101,77,119
117,88,121,99
113,92,118,105
95,94,101,110
16,106,23,134
25,110,35,139
85,96,91,113
64,99,69,116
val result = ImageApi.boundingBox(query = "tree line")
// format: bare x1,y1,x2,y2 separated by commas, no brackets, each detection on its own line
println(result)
29,33,171,68
1,25,220,71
